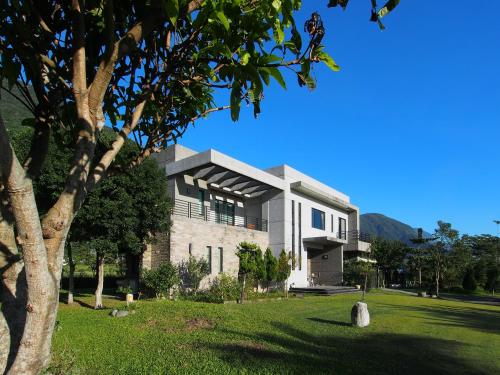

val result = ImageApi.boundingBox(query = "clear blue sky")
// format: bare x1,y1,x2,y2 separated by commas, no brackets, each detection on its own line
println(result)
178,1,500,236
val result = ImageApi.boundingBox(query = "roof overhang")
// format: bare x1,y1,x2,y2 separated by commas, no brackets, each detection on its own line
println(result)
303,236,347,246
165,149,286,198
290,181,358,213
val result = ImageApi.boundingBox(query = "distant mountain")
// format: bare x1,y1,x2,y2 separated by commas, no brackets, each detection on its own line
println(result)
360,213,430,246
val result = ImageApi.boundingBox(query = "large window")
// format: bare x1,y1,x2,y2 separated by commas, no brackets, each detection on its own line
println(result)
215,200,235,225
339,218,347,239
312,208,325,230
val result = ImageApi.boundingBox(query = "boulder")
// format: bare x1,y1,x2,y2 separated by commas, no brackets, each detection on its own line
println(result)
110,309,129,318
351,302,370,327
418,291,427,297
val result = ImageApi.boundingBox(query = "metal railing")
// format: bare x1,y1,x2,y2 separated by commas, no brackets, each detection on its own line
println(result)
172,199,268,232
337,230,372,243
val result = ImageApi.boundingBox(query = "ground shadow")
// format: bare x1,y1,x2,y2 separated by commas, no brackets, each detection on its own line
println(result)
378,302,500,335
307,317,352,327
208,320,492,374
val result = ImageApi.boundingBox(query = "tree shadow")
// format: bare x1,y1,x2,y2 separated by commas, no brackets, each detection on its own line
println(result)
377,302,500,335
208,321,490,374
307,317,352,327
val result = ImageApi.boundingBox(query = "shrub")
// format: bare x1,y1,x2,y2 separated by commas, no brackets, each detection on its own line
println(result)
462,268,477,291
179,256,210,293
210,273,241,302
142,262,180,299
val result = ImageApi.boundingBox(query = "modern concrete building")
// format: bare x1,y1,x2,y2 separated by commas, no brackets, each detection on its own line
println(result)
143,144,371,288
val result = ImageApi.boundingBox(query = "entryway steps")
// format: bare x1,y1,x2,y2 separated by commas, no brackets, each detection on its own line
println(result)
290,286,361,296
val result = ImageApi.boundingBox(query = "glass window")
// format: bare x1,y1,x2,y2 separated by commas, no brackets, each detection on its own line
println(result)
206,246,212,273
219,247,223,273
215,200,235,225
312,208,325,230
198,190,205,215
339,218,347,239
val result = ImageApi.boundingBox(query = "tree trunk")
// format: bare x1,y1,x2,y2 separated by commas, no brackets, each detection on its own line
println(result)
239,273,246,304
95,254,105,309
0,114,62,375
435,269,440,297
67,243,75,304
362,272,368,301
284,279,288,299
418,267,422,287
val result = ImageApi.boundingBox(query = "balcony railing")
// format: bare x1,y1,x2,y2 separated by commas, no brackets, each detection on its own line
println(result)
172,199,268,232
337,230,372,243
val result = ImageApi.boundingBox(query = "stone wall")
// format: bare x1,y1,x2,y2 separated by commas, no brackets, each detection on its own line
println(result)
169,214,270,286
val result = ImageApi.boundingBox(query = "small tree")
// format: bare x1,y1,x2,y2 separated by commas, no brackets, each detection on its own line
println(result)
264,248,278,292
236,242,259,304
462,268,477,291
276,250,292,298
407,247,428,288
142,262,180,299
254,247,267,290
178,256,210,294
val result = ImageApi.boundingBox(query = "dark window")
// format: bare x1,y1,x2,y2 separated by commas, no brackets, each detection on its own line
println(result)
215,200,235,225
219,247,223,273
312,208,325,230
206,246,212,273
331,214,334,232
339,218,347,239
198,190,205,215
189,243,192,256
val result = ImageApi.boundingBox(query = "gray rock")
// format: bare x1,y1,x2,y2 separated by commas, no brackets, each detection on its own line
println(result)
351,302,370,327
110,309,129,318
418,291,427,297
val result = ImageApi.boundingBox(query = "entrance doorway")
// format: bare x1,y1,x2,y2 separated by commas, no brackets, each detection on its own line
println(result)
307,247,342,286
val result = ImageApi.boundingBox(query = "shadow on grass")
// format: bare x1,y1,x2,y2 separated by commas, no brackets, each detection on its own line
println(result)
378,302,500,335
209,321,487,374
307,317,352,327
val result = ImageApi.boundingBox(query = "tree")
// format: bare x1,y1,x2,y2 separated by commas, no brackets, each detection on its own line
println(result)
236,242,258,304
178,255,210,293
407,247,427,288
371,238,406,287
264,248,278,292
254,247,267,290
0,1,400,372
427,221,459,296
462,267,477,291
276,250,293,298
142,262,180,299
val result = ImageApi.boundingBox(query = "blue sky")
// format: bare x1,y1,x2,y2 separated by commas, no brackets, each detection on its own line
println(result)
178,1,500,236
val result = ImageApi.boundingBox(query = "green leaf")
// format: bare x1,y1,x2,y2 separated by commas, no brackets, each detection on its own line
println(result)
259,54,283,64
240,52,251,66
230,84,241,121
273,19,284,44
267,67,286,89
272,0,282,11
164,0,179,25
216,11,230,31
318,51,340,72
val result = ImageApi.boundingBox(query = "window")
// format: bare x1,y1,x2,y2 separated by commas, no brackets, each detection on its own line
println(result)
215,200,235,225
331,214,334,232
198,190,205,215
298,202,302,270
206,246,212,273
218,247,223,273
189,243,192,256
339,218,347,239
312,208,325,230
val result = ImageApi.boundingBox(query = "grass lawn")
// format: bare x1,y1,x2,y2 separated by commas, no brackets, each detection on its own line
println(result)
51,290,500,374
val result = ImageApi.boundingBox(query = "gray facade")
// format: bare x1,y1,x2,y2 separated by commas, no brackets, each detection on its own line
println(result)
144,145,371,287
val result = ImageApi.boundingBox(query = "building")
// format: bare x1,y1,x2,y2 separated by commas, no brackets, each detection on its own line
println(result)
142,144,371,288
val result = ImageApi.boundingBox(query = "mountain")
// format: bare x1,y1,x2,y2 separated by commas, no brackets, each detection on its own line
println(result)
360,213,430,246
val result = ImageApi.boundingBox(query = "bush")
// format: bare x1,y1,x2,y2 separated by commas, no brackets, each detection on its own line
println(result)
209,273,241,302
485,267,499,292
179,256,210,293
462,268,477,291
142,262,180,299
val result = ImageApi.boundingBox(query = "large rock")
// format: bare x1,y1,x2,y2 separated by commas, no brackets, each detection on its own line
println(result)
351,302,370,327
110,309,129,318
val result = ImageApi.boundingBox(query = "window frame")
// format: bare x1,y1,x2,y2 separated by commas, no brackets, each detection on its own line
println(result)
311,208,325,230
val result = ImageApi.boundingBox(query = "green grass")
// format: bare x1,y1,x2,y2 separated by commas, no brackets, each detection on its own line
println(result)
51,291,500,374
